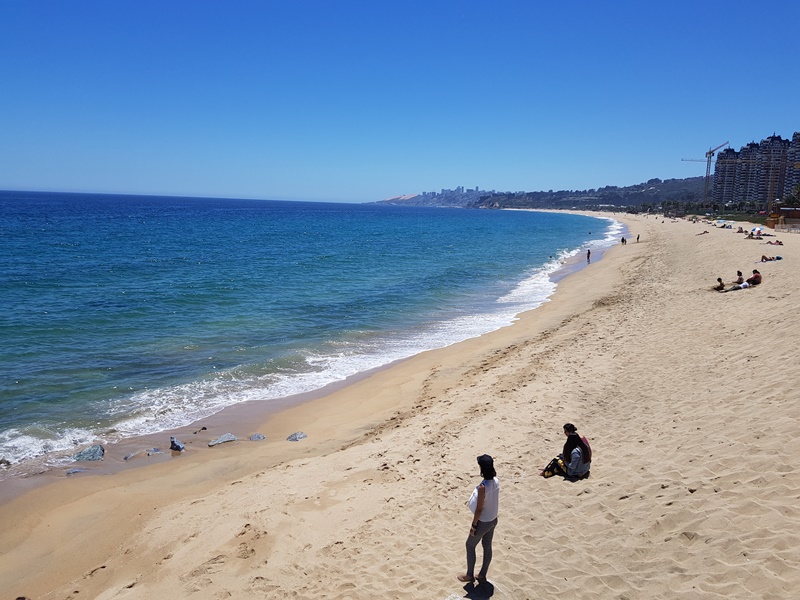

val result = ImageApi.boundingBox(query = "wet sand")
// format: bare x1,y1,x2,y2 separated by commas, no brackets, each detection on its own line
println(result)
2,212,798,599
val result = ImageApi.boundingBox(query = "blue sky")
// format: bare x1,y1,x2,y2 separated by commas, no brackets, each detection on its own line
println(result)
2,1,798,203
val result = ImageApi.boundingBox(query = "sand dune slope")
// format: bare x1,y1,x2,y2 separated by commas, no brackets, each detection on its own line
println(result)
3,214,799,599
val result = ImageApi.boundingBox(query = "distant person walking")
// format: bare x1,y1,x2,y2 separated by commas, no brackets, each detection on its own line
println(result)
587,249,591,263
636,234,640,243
621,236,626,245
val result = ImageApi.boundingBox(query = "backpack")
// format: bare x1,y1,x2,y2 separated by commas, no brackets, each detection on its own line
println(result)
580,436,592,463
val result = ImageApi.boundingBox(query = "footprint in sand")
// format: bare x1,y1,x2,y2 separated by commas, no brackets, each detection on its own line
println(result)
186,554,227,578
236,542,255,559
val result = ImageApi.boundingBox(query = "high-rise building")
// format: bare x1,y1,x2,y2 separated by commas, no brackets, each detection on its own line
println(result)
734,142,761,205
712,148,737,205
712,132,797,209
758,135,790,205
784,132,800,199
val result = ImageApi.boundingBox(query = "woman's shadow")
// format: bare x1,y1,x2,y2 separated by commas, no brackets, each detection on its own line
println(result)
461,580,495,598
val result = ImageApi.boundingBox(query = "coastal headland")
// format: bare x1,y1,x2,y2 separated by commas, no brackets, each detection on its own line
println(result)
2,212,798,599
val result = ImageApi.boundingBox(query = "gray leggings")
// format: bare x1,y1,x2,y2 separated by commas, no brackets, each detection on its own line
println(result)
465,517,498,578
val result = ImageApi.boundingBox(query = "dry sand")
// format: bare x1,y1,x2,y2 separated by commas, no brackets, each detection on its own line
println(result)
2,212,799,599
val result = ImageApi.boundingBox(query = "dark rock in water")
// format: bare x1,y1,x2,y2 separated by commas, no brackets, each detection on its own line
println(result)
74,444,105,461
249,433,266,441
0,458,11,468
147,447,162,456
286,432,308,442
193,426,208,435
170,436,186,452
208,433,237,447
66,468,88,475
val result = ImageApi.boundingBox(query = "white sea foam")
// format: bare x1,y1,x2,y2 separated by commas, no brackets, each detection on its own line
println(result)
0,426,102,470
0,216,623,474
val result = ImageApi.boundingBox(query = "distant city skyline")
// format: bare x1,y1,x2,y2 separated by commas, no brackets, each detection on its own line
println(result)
1,1,798,203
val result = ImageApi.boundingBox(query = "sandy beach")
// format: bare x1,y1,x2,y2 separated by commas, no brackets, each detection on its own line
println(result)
2,212,799,599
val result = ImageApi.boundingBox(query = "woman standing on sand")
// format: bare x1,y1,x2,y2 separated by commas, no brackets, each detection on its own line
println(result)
458,454,500,585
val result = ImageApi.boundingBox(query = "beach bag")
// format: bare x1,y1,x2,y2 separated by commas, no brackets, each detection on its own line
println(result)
468,486,479,513
541,456,567,478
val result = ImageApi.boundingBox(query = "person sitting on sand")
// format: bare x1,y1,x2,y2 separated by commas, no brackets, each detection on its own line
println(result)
731,270,744,285
723,269,762,292
540,423,592,480
712,277,725,291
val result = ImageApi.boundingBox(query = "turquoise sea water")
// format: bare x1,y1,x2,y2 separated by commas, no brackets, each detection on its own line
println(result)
0,191,619,475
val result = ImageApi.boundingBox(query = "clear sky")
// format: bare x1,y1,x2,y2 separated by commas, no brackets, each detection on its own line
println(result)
2,1,798,203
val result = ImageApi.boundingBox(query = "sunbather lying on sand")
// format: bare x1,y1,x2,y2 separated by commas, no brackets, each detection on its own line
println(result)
721,282,751,292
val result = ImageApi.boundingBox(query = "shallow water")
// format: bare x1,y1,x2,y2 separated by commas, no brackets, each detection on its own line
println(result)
0,191,619,474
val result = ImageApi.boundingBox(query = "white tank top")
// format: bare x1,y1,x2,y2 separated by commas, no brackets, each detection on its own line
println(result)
478,477,500,522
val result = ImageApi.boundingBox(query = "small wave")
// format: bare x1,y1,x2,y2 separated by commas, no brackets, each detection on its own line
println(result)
0,425,100,469
1,215,621,475
596,217,624,246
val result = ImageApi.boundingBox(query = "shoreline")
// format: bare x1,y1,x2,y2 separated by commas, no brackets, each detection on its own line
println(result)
4,211,798,599
0,211,620,501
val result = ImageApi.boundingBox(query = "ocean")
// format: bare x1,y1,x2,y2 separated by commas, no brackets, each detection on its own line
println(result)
0,191,620,478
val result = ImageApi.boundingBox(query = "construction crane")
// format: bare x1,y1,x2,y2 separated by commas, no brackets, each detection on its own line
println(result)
704,141,729,204
681,141,729,205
